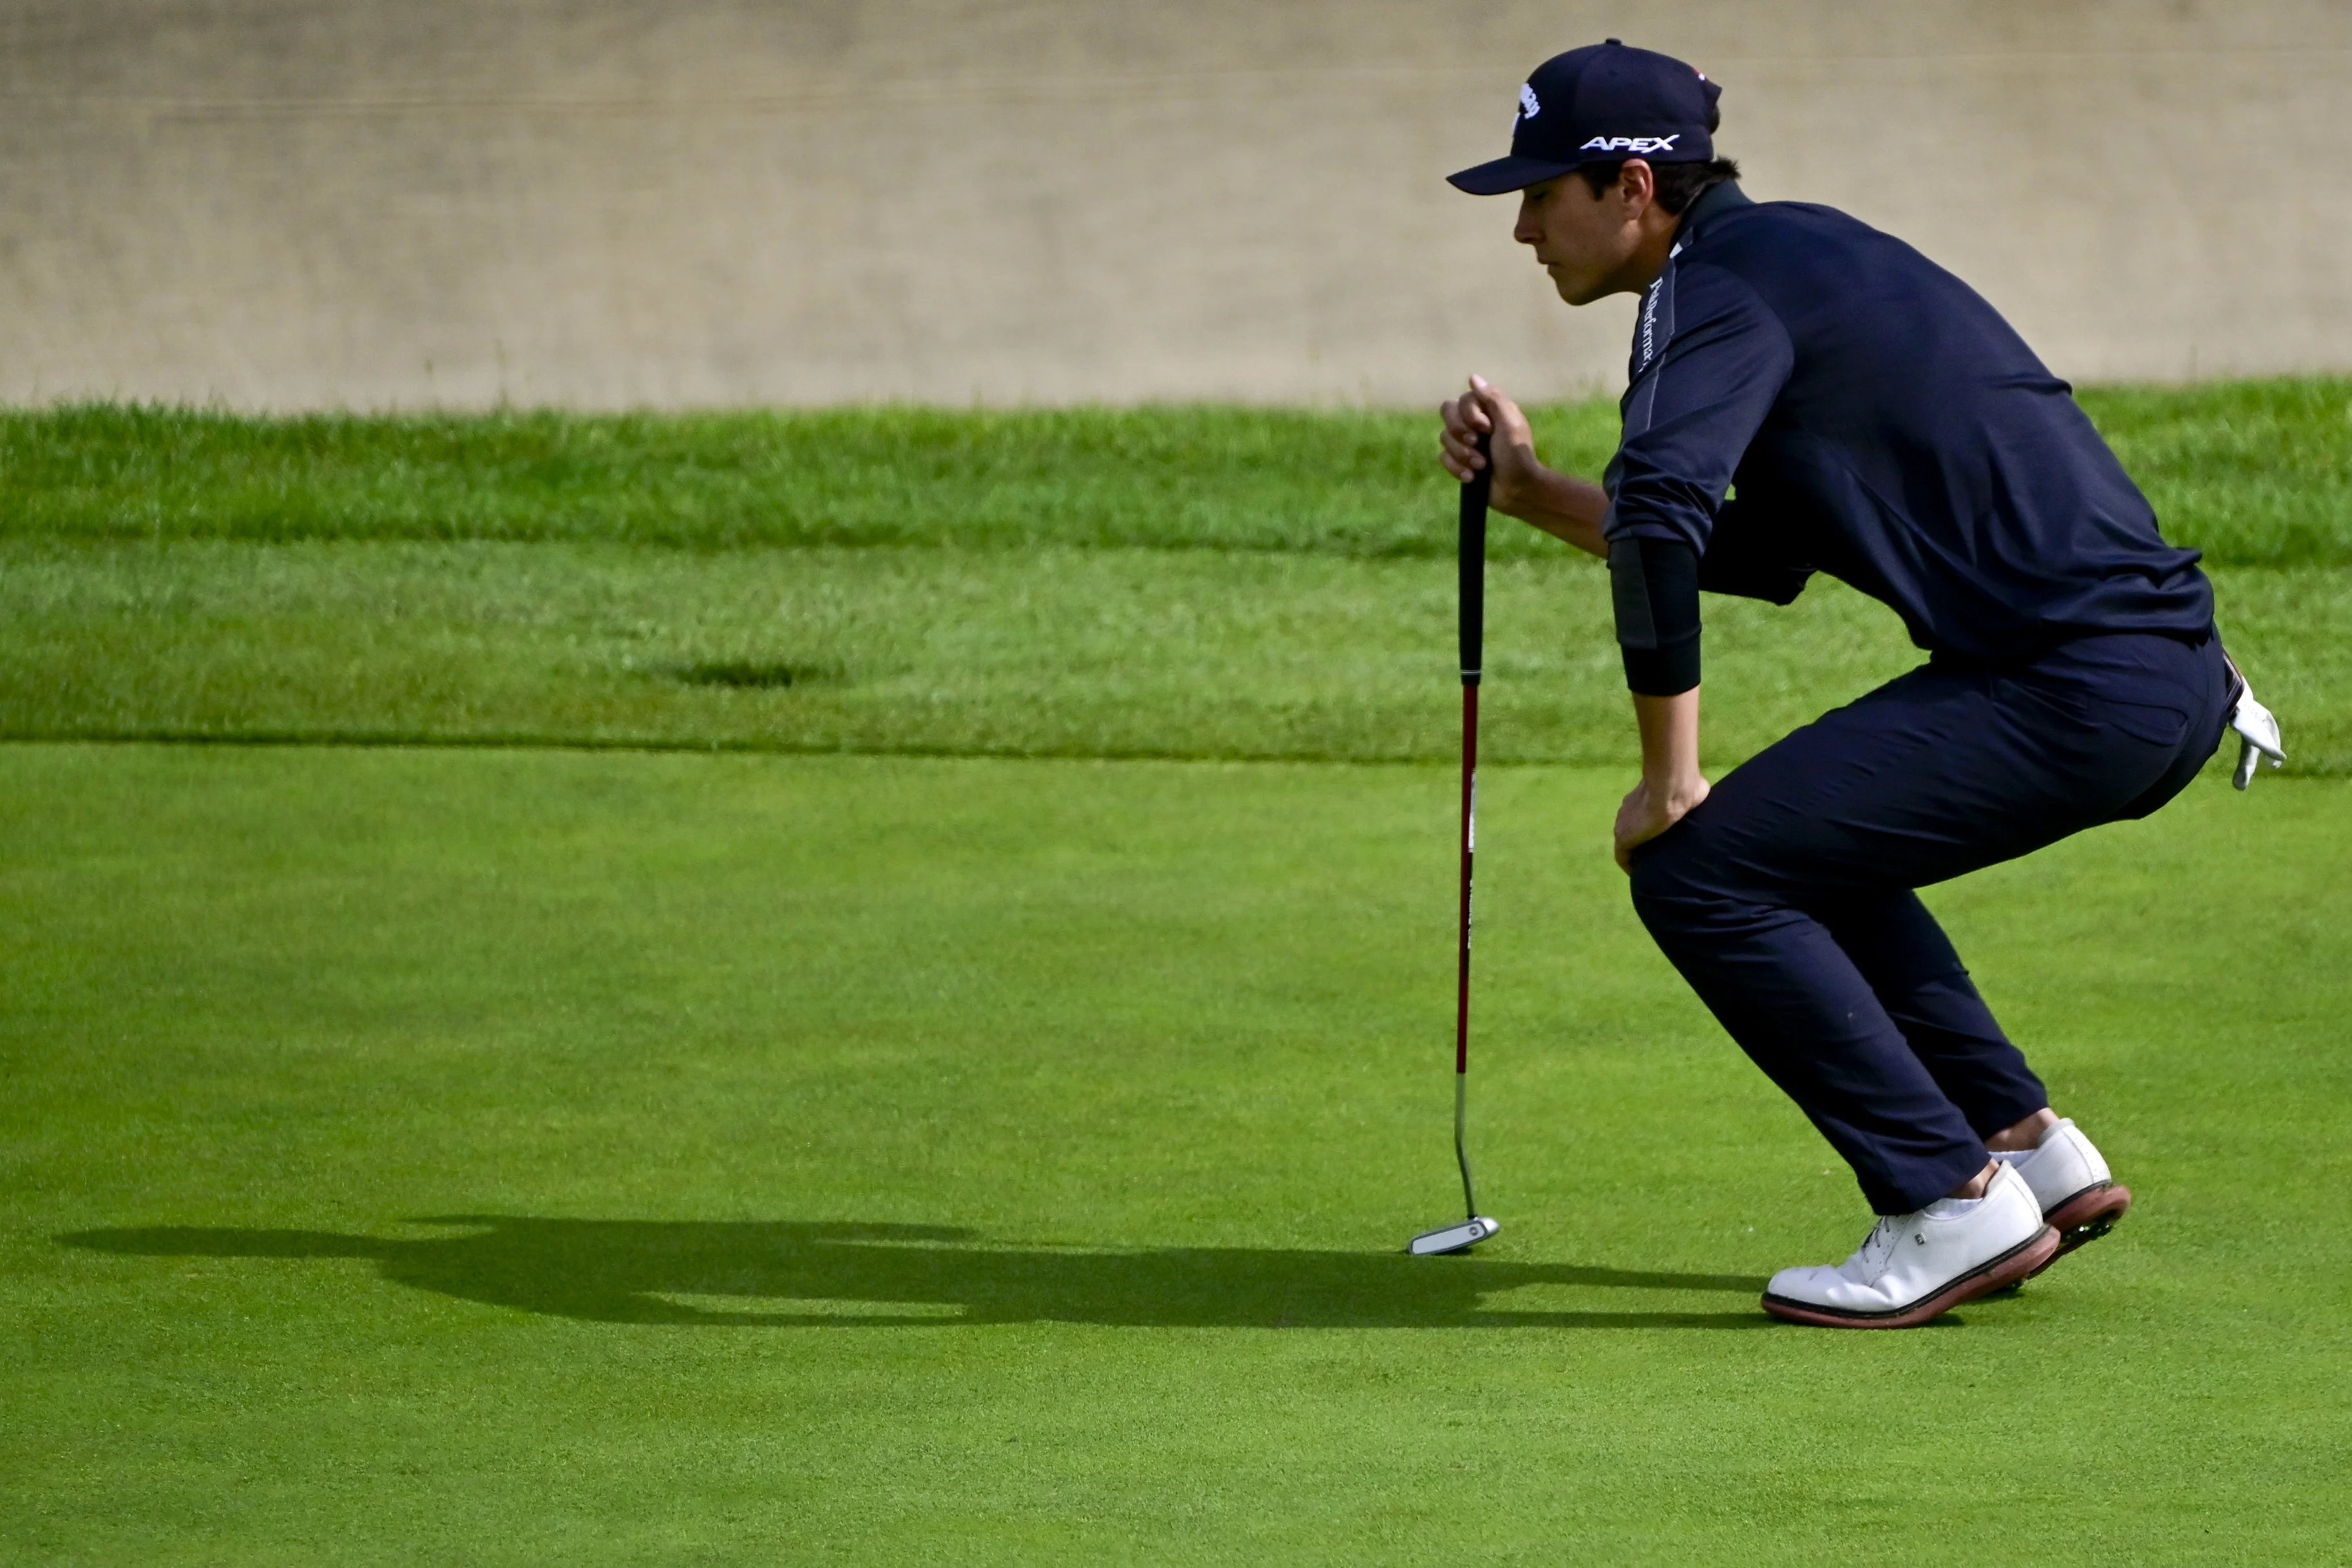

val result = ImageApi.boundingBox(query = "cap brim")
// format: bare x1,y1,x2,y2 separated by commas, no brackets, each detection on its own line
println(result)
1445,155,1581,195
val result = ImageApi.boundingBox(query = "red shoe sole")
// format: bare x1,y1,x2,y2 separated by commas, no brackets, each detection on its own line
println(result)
2025,1182,2131,1275
1760,1225,2061,1330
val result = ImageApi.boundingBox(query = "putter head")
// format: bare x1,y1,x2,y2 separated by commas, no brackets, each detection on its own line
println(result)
1407,1216,1499,1256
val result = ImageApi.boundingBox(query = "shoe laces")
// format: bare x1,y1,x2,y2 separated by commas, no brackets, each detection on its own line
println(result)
1846,1216,1903,1283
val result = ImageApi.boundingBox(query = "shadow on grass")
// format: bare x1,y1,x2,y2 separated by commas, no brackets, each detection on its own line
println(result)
59,1217,1774,1330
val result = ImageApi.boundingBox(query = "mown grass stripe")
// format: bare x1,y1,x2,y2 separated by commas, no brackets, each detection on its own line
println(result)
5,381,2347,564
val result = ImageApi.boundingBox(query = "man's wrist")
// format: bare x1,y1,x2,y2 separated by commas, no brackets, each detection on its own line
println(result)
1642,768,1708,810
1630,688,1703,805
1488,458,1555,519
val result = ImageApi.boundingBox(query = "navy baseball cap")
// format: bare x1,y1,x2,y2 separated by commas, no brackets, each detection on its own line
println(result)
1448,40,1720,195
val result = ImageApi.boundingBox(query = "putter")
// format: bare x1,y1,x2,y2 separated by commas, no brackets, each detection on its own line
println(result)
1409,431,1501,1258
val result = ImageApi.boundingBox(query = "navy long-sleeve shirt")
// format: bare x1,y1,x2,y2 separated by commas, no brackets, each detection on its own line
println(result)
1601,180,2211,691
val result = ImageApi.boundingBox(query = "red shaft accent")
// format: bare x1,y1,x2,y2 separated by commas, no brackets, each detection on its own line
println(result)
1456,682,1478,1076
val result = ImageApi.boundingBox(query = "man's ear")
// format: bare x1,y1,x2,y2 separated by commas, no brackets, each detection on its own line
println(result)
1618,158,1657,214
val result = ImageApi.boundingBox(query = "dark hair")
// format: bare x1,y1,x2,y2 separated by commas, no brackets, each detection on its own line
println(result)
1573,156,1741,216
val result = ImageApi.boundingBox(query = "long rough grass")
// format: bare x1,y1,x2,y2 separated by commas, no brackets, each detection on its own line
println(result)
5,381,2346,563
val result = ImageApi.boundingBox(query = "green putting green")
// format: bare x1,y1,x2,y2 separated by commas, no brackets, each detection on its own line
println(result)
6,745,2347,1563
6,384,2347,1557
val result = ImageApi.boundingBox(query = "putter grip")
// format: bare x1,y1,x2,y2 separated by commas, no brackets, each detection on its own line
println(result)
1459,433,1491,685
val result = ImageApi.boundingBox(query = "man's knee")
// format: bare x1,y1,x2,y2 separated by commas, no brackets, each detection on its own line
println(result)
1627,831,1711,939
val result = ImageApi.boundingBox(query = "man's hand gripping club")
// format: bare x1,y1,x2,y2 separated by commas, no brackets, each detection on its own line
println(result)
1439,376,1611,560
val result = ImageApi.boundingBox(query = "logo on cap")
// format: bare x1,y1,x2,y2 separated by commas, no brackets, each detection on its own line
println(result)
1448,42,1719,196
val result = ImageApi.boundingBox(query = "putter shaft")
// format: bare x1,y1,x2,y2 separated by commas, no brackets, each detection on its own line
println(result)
1454,1068,1476,1221
1454,435,1490,1223
1407,444,1499,1258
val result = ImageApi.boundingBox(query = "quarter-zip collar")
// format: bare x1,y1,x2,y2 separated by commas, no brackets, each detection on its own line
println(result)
1674,178,1753,251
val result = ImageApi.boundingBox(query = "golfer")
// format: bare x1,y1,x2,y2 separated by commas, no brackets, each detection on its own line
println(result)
1437,41,2282,1327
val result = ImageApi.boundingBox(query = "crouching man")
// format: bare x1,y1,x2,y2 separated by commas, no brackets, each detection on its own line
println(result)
1438,41,2281,1326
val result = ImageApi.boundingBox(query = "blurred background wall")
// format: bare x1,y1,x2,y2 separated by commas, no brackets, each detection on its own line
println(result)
3,0,2347,409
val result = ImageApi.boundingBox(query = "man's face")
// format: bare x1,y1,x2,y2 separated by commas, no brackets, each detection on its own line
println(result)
1513,164,1661,306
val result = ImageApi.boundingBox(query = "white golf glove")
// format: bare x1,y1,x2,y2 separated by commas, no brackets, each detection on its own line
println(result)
2228,680,2286,790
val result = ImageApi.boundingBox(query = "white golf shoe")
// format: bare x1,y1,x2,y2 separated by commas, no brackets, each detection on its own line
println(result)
1762,1161,2058,1328
1989,1117,2132,1259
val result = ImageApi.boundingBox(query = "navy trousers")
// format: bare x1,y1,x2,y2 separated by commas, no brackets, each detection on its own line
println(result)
1629,630,2235,1214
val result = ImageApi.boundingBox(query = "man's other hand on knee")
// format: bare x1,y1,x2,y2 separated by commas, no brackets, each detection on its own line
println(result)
1615,773,1709,872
